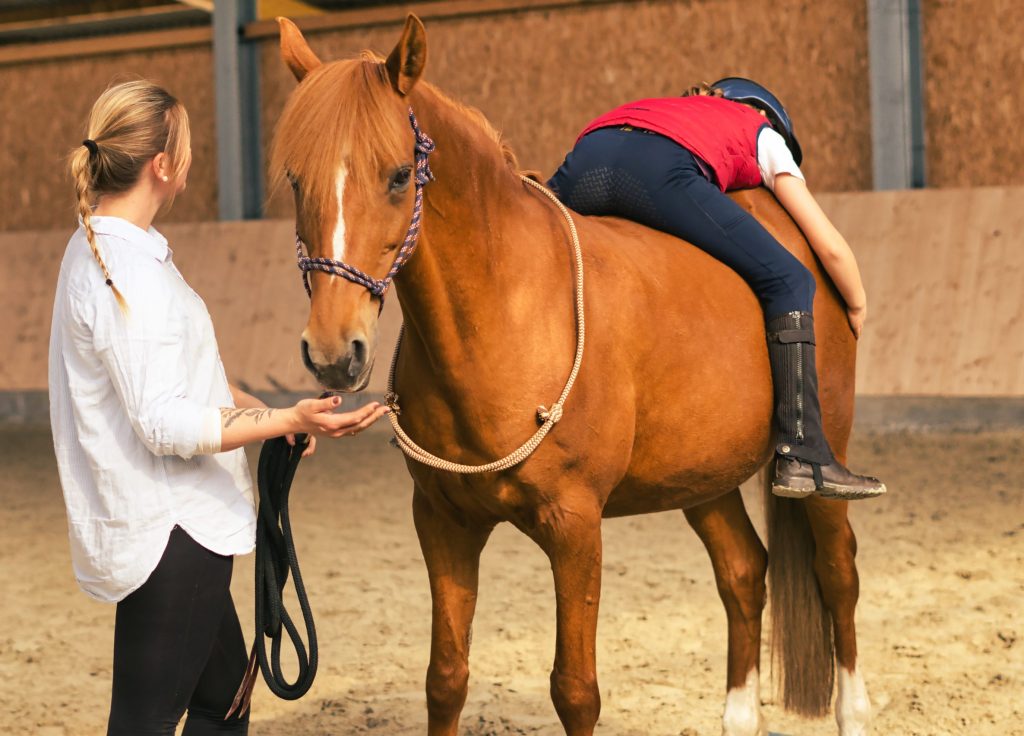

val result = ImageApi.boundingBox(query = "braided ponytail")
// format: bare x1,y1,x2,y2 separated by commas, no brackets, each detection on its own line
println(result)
69,80,191,316
70,142,128,313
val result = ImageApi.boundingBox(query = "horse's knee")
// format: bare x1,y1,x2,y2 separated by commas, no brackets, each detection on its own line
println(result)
715,549,768,621
426,659,469,721
550,668,601,727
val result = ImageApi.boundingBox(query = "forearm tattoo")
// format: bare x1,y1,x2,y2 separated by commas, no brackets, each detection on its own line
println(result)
220,407,275,428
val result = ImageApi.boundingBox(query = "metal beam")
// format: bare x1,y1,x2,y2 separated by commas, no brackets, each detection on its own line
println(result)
868,0,926,189
213,0,261,220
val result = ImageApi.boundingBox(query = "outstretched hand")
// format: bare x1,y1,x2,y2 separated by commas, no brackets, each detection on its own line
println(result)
290,395,390,443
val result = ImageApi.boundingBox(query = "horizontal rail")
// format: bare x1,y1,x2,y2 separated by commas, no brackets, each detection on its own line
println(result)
243,0,622,38
0,0,626,65
0,25,211,66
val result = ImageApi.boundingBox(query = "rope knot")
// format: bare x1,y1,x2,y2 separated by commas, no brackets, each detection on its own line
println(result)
409,108,435,185
537,403,563,425
385,391,402,416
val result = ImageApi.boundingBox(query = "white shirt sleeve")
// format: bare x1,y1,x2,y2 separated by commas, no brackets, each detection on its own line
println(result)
88,268,222,459
757,127,804,192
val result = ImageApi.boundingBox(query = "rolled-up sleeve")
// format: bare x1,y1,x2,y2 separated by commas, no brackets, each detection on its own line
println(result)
90,270,222,459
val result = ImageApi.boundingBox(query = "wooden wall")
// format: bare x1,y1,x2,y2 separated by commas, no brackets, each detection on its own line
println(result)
0,0,1020,225
3,0,873,232
0,44,218,231
825,186,1024,395
257,0,871,217
5,186,1023,397
922,0,1024,187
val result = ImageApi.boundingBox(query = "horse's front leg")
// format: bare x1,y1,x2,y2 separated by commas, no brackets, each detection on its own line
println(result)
412,487,493,736
684,489,768,736
530,501,603,736
804,497,871,736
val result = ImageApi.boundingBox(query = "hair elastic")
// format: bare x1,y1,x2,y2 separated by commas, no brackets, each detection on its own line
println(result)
82,139,99,158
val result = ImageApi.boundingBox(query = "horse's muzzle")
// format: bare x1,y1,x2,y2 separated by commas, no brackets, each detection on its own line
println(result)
300,335,373,392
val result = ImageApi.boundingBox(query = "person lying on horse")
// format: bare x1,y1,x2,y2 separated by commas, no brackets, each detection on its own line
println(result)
548,78,885,500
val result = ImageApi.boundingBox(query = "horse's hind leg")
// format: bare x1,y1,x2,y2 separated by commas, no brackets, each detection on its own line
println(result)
412,488,493,736
529,501,603,736
803,496,871,736
684,489,768,736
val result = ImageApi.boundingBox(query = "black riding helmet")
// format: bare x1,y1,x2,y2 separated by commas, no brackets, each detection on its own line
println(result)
711,77,803,166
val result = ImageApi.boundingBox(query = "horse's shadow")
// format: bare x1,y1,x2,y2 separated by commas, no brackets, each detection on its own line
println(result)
246,697,795,735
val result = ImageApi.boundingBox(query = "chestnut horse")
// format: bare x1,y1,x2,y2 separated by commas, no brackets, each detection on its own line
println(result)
272,15,871,736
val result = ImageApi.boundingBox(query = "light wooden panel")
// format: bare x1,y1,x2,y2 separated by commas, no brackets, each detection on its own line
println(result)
5,186,1024,396
818,186,1024,395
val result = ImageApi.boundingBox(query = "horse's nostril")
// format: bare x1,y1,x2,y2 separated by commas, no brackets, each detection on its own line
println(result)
348,338,367,377
300,339,314,372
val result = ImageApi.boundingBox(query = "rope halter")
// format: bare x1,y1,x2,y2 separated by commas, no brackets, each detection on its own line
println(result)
295,108,435,303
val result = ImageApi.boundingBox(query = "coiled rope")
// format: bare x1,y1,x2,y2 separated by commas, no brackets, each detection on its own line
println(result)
227,434,317,718
384,175,585,473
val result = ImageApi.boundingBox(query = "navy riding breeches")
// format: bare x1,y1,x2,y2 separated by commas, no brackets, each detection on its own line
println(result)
547,126,815,319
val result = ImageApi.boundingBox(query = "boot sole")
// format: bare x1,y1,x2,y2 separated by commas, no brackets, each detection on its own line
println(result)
817,482,888,500
771,483,817,499
772,482,888,500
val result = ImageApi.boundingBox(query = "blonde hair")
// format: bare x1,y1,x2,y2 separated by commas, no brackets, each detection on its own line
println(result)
69,80,191,312
682,82,724,98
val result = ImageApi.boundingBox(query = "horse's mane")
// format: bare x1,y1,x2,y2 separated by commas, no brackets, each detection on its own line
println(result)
420,78,521,171
270,51,519,213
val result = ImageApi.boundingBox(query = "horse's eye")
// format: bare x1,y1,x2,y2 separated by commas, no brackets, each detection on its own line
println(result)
389,167,412,194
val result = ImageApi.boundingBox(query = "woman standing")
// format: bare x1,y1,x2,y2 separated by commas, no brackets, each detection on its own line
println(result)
49,80,387,735
548,78,884,500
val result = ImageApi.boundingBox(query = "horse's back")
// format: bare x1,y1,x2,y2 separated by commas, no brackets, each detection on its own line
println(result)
567,187,856,515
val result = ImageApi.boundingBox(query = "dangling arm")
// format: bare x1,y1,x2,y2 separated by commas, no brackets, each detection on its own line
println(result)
773,173,867,338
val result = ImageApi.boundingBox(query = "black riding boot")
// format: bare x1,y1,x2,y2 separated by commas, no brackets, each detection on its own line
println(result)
766,311,886,500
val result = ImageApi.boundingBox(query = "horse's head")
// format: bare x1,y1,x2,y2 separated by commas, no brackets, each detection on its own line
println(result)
271,15,428,391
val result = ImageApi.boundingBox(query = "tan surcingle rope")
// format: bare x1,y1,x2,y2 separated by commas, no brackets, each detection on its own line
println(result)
385,174,585,473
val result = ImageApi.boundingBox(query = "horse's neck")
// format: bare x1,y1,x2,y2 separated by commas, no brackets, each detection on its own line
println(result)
394,93,552,360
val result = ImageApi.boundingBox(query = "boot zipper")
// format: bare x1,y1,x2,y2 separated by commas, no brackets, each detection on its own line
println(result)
794,312,804,442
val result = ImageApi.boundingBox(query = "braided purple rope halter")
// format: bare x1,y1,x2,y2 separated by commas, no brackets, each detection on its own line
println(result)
295,108,435,303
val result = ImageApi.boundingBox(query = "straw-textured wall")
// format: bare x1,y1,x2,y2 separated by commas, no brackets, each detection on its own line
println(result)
6,187,1023,397
258,0,871,217
1,0,1021,232
0,44,217,231
921,0,1024,187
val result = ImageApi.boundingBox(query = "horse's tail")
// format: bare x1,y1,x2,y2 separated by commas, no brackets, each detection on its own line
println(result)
763,462,835,716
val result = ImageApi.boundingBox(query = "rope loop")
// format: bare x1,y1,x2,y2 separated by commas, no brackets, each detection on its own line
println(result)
385,175,585,474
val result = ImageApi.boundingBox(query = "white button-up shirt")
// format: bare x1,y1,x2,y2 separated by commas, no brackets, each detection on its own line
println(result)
49,216,256,602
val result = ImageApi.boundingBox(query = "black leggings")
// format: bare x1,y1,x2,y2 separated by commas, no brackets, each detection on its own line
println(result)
547,126,816,319
107,526,249,735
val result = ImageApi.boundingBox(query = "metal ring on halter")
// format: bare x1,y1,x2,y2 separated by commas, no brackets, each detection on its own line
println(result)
295,108,435,307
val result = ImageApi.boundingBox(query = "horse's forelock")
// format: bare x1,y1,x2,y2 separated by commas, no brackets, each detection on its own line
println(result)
270,55,411,220
270,52,524,231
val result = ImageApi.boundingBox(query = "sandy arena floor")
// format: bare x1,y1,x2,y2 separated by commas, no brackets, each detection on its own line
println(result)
1,426,1022,735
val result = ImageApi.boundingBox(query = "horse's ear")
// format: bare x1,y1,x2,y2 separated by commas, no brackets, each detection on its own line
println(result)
277,16,322,81
385,14,427,96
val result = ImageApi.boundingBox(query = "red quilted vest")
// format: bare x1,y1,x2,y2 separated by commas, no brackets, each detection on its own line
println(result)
576,95,770,192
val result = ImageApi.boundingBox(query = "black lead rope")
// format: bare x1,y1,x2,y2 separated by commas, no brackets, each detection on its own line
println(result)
227,433,317,719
